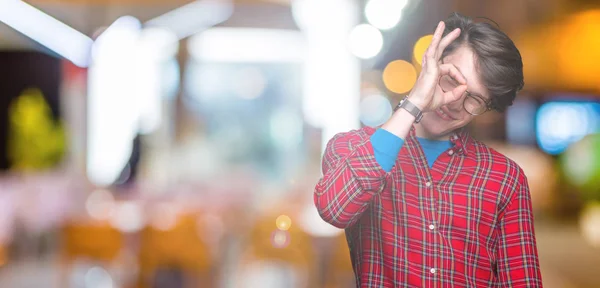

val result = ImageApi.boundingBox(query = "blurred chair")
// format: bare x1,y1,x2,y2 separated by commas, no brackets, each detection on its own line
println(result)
236,212,318,288
323,233,355,288
137,213,214,288
60,221,124,287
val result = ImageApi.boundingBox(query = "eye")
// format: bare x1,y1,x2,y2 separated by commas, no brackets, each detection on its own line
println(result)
464,95,487,115
439,75,458,91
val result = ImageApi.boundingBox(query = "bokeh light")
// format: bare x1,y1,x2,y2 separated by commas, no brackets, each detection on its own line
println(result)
269,108,304,150
556,10,600,91
364,0,407,30
109,201,144,233
275,215,292,231
91,16,142,64
185,64,228,102
291,0,356,32
383,60,417,94
536,101,600,155
162,58,180,100
84,266,114,288
150,203,179,231
359,93,393,127
87,15,144,187
271,230,291,248
188,28,305,63
348,24,383,59
136,27,179,62
412,34,433,68
562,134,600,196
231,67,267,100
86,189,115,221
580,202,600,248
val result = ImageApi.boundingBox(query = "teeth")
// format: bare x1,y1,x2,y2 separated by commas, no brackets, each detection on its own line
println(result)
438,109,449,119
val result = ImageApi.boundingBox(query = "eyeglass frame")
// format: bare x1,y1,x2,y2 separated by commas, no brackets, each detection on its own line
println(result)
438,60,492,116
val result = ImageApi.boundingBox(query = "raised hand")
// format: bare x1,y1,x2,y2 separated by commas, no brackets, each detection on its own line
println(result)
409,21,468,112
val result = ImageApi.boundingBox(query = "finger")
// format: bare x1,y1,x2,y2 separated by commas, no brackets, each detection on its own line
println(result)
436,28,461,60
444,85,468,103
424,21,445,70
439,63,467,85
429,21,445,49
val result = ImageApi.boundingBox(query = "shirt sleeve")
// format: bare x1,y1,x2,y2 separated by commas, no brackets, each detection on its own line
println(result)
314,129,390,229
370,128,405,172
495,177,543,287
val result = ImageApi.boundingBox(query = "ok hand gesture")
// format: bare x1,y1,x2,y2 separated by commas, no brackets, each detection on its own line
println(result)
409,21,468,112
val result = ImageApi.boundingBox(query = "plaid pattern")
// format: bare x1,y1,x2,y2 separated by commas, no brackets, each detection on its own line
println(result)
314,126,542,287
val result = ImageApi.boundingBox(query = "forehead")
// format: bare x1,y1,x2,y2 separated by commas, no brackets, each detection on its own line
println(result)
443,46,489,99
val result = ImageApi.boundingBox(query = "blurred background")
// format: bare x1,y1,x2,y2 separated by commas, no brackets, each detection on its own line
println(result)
0,0,599,287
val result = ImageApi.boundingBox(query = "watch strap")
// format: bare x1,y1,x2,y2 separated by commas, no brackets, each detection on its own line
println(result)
394,98,423,123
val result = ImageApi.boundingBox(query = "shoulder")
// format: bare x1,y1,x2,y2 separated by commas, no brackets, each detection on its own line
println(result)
469,139,528,187
469,140,530,210
320,126,377,172
326,126,376,150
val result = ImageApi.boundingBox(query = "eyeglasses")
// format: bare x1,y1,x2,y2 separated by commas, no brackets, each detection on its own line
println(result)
438,74,491,116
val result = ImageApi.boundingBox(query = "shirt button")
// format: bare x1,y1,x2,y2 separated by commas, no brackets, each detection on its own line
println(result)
428,224,435,230
430,268,436,274
425,181,431,187
448,150,454,156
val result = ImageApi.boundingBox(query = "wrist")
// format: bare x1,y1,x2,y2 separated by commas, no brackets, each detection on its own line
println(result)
382,108,415,138
392,97,423,123
407,94,428,112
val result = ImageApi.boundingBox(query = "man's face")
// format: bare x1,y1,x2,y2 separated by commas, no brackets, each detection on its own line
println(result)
416,45,491,140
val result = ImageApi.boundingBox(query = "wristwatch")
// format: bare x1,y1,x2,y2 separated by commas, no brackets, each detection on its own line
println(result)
394,97,424,123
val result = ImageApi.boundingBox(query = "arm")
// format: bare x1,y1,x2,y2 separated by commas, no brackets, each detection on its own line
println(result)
495,178,543,287
314,109,415,228
313,128,389,229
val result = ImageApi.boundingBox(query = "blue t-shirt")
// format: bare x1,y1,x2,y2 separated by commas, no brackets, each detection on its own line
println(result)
415,137,453,168
370,129,452,172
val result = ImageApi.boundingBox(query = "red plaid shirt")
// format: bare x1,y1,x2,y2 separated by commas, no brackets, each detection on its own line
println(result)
314,126,542,287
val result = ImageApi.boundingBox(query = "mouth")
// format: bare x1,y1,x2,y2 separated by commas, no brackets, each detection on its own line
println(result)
435,107,455,121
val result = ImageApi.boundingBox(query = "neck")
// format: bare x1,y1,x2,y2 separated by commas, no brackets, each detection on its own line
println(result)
414,123,452,141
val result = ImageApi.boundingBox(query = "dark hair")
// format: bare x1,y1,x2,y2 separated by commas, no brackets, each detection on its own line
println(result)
441,12,524,112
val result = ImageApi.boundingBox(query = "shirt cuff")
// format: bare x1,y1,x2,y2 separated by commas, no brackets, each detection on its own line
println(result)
370,128,404,172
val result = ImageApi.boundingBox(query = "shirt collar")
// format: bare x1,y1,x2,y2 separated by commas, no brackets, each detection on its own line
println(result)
450,128,471,156
408,126,472,156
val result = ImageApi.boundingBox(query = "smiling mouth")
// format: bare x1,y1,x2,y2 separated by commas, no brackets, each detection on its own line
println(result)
435,108,454,120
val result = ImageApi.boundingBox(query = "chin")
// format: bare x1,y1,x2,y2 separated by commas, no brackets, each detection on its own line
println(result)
418,112,466,139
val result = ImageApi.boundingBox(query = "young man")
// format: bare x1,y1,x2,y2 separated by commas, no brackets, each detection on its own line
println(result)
314,13,543,287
